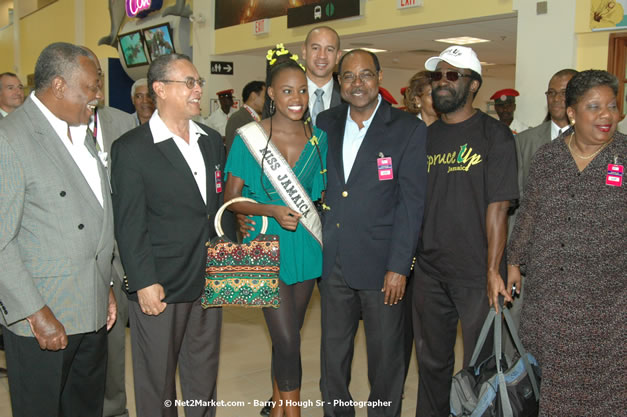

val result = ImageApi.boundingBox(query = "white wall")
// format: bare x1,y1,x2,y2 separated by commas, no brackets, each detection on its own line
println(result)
192,0,267,117
513,0,577,127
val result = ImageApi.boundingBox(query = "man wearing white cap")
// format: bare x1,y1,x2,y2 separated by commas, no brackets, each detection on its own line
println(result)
412,45,518,416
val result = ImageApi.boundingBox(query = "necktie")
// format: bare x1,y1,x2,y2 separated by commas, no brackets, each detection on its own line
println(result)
312,88,324,125
85,127,99,158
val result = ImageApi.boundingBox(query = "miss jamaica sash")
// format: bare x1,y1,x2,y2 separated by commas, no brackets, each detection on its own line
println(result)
237,122,322,248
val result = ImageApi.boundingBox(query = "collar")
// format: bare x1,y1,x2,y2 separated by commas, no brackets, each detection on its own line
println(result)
0,108,8,117
149,110,208,144
307,77,334,99
31,92,73,140
346,94,382,129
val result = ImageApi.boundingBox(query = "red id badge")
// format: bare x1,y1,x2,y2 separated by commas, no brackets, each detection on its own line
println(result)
377,157,393,181
606,164,623,187
215,169,223,193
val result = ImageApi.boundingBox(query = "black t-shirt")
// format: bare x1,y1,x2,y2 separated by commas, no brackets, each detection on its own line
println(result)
417,110,518,288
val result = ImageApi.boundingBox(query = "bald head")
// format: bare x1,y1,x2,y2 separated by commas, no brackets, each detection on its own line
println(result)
302,26,342,87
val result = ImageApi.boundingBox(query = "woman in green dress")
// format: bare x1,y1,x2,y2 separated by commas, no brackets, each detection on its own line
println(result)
223,46,327,417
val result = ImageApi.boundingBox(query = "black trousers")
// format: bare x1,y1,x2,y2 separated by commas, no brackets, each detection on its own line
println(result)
413,269,491,417
3,325,108,417
320,258,406,417
129,298,222,417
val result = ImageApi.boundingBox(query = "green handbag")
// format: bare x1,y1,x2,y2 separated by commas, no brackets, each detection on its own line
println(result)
201,197,280,308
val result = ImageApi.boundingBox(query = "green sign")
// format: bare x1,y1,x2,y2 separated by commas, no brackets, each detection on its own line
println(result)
287,0,360,28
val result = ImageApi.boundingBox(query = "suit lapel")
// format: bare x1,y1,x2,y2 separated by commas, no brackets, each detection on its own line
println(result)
346,102,390,186
154,137,207,203
330,79,342,107
198,135,217,206
328,106,348,186
25,100,104,218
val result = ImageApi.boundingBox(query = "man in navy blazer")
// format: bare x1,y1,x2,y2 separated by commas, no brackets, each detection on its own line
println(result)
316,49,427,417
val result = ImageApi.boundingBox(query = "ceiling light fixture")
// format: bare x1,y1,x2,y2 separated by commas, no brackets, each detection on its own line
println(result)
435,36,491,45
343,47,388,53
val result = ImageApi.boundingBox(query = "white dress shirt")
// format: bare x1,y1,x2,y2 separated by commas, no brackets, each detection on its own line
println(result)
204,108,230,136
342,94,382,182
550,120,570,140
149,111,208,204
307,77,334,114
31,93,104,206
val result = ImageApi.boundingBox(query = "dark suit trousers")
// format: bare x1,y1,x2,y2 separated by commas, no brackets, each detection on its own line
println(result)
104,278,130,417
129,298,222,417
3,325,108,417
320,258,406,417
412,268,491,417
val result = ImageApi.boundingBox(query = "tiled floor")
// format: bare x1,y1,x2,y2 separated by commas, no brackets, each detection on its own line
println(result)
0,288,463,417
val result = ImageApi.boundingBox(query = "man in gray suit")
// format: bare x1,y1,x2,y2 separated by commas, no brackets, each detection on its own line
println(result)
515,68,578,199
83,46,137,417
224,80,265,154
302,26,343,125
0,42,116,417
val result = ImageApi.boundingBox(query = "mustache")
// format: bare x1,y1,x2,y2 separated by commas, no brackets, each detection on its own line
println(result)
433,85,455,96
349,88,365,95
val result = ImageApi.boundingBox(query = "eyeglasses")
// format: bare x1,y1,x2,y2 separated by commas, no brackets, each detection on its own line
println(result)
340,71,378,84
430,70,472,82
159,77,206,89
545,89,566,99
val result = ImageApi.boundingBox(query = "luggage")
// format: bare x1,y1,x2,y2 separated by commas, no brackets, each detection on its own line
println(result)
450,306,541,417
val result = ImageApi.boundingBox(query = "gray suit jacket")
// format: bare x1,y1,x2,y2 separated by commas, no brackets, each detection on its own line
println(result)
508,120,551,239
515,120,551,197
98,106,136,283
224,106,254,154
0,97,115,336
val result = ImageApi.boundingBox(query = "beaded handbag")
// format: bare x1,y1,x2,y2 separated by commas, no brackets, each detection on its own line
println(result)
201,197,280,308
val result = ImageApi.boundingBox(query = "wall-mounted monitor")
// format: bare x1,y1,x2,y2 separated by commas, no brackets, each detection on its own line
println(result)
142,23,175,61
118,30,149,68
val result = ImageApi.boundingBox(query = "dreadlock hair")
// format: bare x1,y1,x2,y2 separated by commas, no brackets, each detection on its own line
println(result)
258,45,326,201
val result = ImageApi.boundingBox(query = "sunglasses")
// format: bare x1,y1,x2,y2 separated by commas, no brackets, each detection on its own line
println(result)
430,70,472,82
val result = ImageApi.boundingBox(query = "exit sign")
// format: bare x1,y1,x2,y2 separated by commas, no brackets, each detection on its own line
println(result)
253,19,270,35
397,0,423,9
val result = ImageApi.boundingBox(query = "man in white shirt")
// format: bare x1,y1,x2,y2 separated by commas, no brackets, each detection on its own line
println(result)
0,42,116,417
301,26,343,124
204,89,234,136
0,72,25,118
111,53,230,417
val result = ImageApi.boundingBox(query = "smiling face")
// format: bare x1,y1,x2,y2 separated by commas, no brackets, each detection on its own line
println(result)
339,51,382,116
547,74,573,126
268,67,308,121
132,84,155,123
154,59,203,120
567,85,619,146
0,74,24,113
302,27,341,86
61,56,103,126
431,61,476,115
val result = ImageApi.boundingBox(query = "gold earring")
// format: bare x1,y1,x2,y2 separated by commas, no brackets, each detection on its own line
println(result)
570,119,575,126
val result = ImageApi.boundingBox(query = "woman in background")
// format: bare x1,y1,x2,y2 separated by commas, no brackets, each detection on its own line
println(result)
404,70,439,126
